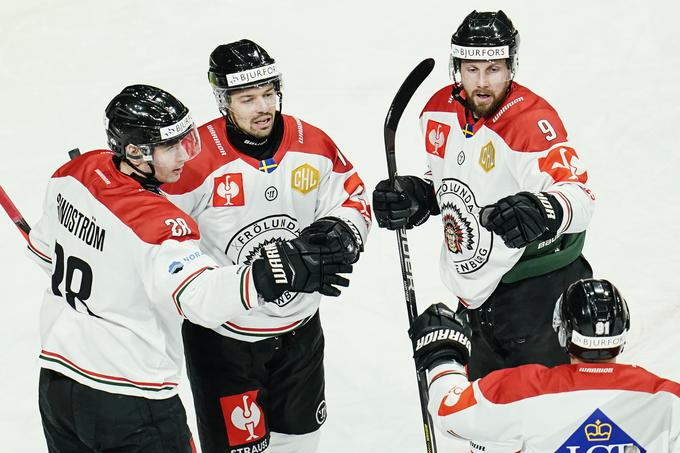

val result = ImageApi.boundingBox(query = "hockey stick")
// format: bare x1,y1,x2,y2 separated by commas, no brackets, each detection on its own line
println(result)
68,148,81,160
383,58,436,453
0,185,31,241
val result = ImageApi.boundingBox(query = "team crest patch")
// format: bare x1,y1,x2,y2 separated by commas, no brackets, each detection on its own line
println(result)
213,173,245,206
425,120,450,157
479,141,495,172
437,179,492,274
555,408,645,452
538,146,588,184
220,390,270,453
225,214,301,307
291,164,319,194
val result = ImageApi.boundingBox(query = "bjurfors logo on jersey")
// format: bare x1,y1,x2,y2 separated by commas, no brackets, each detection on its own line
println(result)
556,408,645,452
226,63,278,87
220,390,269,452
438,179,492,274
538,146,588,184
225,215,301,307
213,173,245,207
451,44,509,59
425,120,451,157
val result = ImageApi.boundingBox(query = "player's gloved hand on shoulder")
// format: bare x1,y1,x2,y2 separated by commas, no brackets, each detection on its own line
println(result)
372,176,439,230
298,217,363,264
409,303,472,371
252,235,353,302
480,191,563,248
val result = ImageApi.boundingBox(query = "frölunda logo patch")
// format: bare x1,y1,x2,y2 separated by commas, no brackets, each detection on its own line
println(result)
225,214,301,307
555,408,645,452
437,179,492,274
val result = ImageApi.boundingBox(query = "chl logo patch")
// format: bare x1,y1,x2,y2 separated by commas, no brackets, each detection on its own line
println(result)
555,408,645,452
425,120,451,157
213,173,245,206
437,178,492,274
479,141,495,172
538,146,588,184
220,390,270,452
291,164,319,194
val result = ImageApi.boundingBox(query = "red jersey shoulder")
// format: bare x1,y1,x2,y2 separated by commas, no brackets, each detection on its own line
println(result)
478,363,680,405
284,114,353,173
103,188,200,245
163,116,239,195
421,85,459,117
53,151,200,245
52,150,117,185
487,83,568,153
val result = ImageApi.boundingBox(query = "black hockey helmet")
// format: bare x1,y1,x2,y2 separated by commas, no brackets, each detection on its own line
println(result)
104,84,199,163
553,279,630,362
208,39,282,113
450,10,520,77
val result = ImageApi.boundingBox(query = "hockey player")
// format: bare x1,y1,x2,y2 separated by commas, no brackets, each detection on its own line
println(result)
409,278,680,452
373,10,595,380
162,40,371,453
29,85,351,453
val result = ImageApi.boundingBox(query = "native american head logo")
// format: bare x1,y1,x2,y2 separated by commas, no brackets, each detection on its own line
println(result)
441,202,474,254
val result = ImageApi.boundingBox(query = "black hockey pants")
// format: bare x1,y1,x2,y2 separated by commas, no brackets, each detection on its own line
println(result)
38,368,196,453
462,256,593,380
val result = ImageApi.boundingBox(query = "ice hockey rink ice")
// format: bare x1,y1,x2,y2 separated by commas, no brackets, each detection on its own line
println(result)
1,0,678,451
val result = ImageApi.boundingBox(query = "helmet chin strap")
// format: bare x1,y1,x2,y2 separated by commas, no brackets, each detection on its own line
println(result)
118,154,162,193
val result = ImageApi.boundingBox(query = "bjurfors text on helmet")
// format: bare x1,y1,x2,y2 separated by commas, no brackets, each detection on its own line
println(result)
451,45,509,60
160,113,194,140
571,331,627,350
226,64,278,88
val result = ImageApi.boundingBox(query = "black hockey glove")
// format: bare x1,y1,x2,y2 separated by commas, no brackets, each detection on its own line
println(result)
409,303,472,371
372,176,439,230
480,191,563,249
298,217,363,264
252,236,354,302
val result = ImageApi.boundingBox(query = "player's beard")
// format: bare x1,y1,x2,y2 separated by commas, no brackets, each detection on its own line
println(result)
466,86,509,119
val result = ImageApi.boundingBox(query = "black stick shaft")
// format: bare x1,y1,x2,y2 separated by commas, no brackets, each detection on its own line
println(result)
383,58,437,453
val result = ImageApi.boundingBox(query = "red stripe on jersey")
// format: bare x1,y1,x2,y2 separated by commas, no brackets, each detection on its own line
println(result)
549,191,573,232
51,151,200,245
27,236,51,262
478,363,680,405
172,266,214,316
243,267,252,309
438,384,477,416
40,349,178,388
224,319,303,333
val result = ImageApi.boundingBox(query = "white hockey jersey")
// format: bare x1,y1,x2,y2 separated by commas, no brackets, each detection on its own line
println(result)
28,151,260,399
163,114,371,342
428,362,680,452
420,83,595,308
